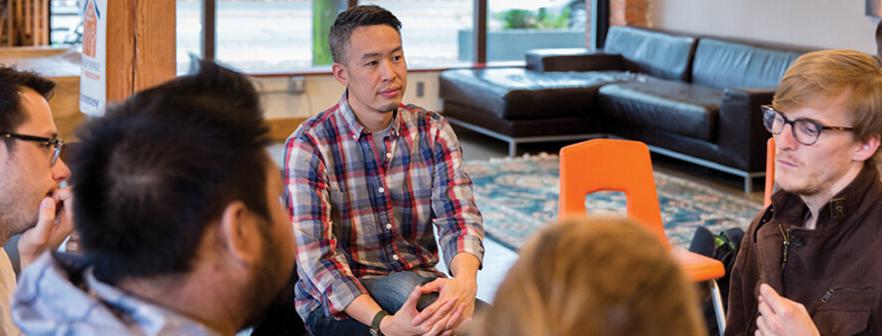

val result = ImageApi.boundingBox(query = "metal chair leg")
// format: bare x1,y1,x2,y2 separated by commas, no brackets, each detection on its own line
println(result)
709,280,726,336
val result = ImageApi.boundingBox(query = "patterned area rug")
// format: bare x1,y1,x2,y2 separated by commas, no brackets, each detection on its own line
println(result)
464,154,763,250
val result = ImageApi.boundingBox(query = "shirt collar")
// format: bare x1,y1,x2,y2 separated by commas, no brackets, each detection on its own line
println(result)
337,91,402,141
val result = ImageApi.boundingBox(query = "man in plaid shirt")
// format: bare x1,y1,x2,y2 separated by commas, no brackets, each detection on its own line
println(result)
284,5,485,336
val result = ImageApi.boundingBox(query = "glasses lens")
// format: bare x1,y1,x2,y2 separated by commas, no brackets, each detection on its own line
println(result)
762,109,775,132
50,140,63,166
793,120,821,145
762,108,783,134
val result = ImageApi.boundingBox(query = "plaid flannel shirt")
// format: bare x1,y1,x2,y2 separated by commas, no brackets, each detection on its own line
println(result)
284,94,485,321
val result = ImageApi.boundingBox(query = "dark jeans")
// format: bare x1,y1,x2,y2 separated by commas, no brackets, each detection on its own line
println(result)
306,272,486,336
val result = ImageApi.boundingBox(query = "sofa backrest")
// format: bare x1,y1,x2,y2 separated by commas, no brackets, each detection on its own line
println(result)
603,26,697,81
691,38,806,90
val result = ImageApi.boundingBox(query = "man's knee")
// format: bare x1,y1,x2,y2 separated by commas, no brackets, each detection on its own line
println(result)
364,272,437,312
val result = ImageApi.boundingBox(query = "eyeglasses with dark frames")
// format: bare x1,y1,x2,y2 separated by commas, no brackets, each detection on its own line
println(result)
761,105,854,146
1,132,65,166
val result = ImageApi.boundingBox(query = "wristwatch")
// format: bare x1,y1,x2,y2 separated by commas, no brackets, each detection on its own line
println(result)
370,310,390,336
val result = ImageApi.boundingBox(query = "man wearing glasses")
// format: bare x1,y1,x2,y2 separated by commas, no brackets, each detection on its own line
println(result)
0,66,73,335
726,49,882,335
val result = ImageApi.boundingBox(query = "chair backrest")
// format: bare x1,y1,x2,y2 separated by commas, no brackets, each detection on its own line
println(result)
559,139,670,249
764,137,775,207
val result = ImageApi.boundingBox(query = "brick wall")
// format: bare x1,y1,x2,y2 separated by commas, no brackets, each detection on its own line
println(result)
611,0,650,27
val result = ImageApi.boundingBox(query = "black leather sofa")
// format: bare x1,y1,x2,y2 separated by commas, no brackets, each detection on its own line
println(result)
439,26,810,192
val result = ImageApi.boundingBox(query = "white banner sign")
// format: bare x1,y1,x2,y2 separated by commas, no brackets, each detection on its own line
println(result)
79,0,107,116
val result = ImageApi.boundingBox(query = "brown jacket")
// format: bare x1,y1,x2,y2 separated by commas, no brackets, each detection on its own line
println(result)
726,165,882,336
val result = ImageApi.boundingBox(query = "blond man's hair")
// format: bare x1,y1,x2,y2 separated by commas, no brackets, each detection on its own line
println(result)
474,216,704,336
773,49,882,147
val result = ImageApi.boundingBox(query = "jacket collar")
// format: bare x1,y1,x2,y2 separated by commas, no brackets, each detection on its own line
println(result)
13,253,222,336
769,164,881,230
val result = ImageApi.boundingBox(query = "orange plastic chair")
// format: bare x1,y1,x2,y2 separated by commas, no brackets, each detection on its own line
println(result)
764,138,776,207
559,139,727,335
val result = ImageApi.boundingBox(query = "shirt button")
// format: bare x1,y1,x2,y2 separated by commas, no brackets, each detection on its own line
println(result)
378,187,385,193
392,255,400,261
386,223,392,229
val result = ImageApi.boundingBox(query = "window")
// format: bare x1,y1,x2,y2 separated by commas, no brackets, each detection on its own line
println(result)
216,0,314,73
181,0,591,73
50,0,83,46
360,0,474,68
177,0,203,74
487,0,586,62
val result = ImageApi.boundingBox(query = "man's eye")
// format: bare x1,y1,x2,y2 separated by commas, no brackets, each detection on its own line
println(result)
365,61,378,67
799,122,821,135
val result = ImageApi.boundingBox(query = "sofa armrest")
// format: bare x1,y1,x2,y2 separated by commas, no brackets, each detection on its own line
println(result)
717,87,777,172
525,48,624,72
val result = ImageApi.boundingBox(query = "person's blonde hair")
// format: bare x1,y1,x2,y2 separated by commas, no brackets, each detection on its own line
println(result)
773,49,882,147
475,216,704,336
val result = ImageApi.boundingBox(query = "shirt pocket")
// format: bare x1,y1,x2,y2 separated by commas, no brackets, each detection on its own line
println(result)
812,287,875,336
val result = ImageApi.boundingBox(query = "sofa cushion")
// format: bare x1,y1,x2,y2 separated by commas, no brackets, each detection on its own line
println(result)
598,80,724,141
603,26,697,82
525,48,624,72
691,38,804,90
439,68,620,120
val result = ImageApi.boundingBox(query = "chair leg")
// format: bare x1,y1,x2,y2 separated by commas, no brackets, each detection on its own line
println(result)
744,176,753,193
709,280,726,336
508,141,517,157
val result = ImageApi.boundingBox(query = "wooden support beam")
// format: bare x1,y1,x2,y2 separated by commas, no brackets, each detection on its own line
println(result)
134,0,176,91
104,0,175,103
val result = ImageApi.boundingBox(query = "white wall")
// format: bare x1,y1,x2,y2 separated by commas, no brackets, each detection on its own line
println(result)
652,0,879,54
252,72,443,120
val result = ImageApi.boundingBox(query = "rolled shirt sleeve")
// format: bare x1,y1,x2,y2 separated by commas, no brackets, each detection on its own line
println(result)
430,118,485,271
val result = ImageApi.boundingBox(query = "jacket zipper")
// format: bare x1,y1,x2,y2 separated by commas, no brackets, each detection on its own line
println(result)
820,289,834,303
778,224,790,269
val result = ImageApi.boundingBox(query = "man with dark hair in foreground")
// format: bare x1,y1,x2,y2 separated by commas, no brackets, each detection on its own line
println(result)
0,66,73,335
11,62,297,335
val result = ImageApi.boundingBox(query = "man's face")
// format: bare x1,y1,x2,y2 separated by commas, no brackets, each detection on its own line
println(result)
774,92,871,197
333,24,407,117
0,88,70,239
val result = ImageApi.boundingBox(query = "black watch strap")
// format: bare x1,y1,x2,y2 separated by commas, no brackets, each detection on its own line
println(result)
370,310,390,336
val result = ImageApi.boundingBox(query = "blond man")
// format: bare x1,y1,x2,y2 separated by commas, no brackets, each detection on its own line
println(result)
726,50,882,335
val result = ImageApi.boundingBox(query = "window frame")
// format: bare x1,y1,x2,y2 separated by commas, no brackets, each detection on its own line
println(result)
195,0,600,76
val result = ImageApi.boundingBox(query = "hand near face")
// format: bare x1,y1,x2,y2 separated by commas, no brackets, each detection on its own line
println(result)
18,187,74,268
412,277,476,334
755,284,820,336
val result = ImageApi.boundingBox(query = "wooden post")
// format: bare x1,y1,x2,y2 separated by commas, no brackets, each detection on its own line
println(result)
104,0,175,103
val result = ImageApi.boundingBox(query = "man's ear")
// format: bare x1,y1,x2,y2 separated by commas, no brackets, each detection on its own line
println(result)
219,201,260,265
331,62,348,86
853,134,881,162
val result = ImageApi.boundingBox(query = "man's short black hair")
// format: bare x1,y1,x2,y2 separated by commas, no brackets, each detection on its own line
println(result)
0,66,55,150
329,5,402,64
71,61,272,284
